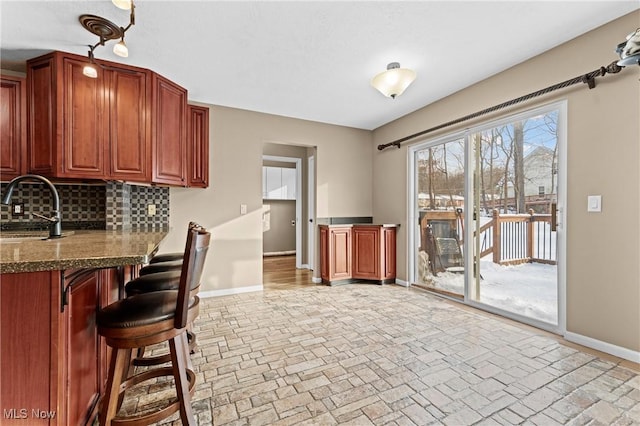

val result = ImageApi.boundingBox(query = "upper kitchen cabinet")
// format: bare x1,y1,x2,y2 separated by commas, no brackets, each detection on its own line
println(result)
1,75,27,180
151,74,187,186
27,51,151,181
187,104,209,188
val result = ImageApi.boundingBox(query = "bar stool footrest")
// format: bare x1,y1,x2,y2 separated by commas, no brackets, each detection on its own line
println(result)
109,367,196,426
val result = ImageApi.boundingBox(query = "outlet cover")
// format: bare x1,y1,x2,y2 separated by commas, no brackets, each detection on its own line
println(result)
147,204,156,216
11,202,25,216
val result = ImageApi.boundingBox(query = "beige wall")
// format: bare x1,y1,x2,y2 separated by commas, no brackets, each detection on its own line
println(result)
372,12,640,352
164,105,372,292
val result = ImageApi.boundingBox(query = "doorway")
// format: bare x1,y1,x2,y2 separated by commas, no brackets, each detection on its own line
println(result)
410,102,566,332
262,143,316,272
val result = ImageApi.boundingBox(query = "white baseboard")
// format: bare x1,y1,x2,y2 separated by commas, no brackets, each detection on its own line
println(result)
199,285,264,298
300,264,310,269
311,277,322,284
564,331,640,363
394,278,409,287
263,251,296,257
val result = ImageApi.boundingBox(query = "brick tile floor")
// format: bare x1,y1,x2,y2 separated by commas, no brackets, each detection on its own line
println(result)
118,284,640,425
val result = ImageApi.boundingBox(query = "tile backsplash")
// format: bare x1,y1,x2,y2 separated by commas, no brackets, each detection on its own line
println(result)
105,182,169,231
0,181,169,231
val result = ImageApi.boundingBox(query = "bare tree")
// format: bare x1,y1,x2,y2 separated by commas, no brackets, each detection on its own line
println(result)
513,120,526,213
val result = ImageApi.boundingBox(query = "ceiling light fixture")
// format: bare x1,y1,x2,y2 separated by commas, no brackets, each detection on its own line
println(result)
79,0,135,76
371,62,416,99
82,50,98,78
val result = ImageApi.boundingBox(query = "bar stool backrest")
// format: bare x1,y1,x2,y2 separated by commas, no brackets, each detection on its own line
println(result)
175,224,210,329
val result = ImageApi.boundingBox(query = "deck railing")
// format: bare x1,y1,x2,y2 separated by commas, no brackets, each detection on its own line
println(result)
420,209,556,266
476,209,556,265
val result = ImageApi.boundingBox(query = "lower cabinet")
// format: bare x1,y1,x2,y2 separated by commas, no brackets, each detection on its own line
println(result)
65,269,101,426
320,226,352,282
320,225,397,285
0,267,126,425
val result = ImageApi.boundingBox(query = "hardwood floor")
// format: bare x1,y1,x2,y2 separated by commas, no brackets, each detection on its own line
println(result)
263,254,318,290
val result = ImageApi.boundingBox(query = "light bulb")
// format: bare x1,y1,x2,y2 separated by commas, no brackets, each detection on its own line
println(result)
112,0,132,10
83,65,98,78
113,40,129,58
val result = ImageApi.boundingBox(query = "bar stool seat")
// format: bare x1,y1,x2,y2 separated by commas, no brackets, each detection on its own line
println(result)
139,260,183,276
124,271,198,363
125,271,181,296
98,290,197,330
149,252,183,264
98,225,210,426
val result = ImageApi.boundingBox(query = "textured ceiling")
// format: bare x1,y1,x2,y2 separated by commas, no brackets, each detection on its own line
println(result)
1,1,638,130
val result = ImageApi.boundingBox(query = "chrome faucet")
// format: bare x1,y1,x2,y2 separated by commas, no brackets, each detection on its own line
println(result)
1,174,62,239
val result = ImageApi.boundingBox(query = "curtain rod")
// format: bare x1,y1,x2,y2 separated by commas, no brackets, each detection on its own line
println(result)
377,60,625,151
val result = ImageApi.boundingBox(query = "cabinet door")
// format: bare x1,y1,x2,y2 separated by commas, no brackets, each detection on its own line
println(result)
382,228,397,280
1,75,26,180
99,268,121,394
107,67,151,181
65,269,100,426
152,74,187,185
264,166,283,199
27,54,56,175
330,227,352,281
320,226,330,281
0,271,57,424
282,167,296,200
187,104,209,188
353,227,380,280
60,56,107,178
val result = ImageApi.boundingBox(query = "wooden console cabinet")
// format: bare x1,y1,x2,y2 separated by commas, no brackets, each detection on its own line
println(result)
320,224,397,285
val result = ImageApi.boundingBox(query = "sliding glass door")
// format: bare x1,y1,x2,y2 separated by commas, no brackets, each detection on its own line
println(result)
470,107,561,327
413,137,466,298
411,103,564,330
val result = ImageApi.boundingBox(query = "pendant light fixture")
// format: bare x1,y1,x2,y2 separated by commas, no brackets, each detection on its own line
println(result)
79,0,135,77
82,50,98,78
371,62,416,99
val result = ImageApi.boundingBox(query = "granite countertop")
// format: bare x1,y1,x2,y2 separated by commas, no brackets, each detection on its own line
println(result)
0,230,169,274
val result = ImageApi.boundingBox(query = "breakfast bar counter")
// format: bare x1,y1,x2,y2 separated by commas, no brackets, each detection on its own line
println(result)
0,229,168,273
0,229,169,425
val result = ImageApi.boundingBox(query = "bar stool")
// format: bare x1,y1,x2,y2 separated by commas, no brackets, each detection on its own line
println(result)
125,222,205,359
98,225,210,426
125,270,198,366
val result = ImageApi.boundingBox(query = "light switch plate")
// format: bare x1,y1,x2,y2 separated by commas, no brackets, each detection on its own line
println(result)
587,195,601,212
147,204,156,216
240,204,247,215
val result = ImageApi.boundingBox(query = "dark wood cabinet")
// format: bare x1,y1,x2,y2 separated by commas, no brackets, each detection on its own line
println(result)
27,51,151,181
152,74,187,186
320,225,397,285
1,74,27,180
60,55,108,178
106,65,152,181
187,104,210,188
26,51,196,185
0,267,127,425
64,269,101,426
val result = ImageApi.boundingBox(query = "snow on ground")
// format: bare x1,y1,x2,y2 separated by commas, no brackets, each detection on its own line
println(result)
426,260,558,325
